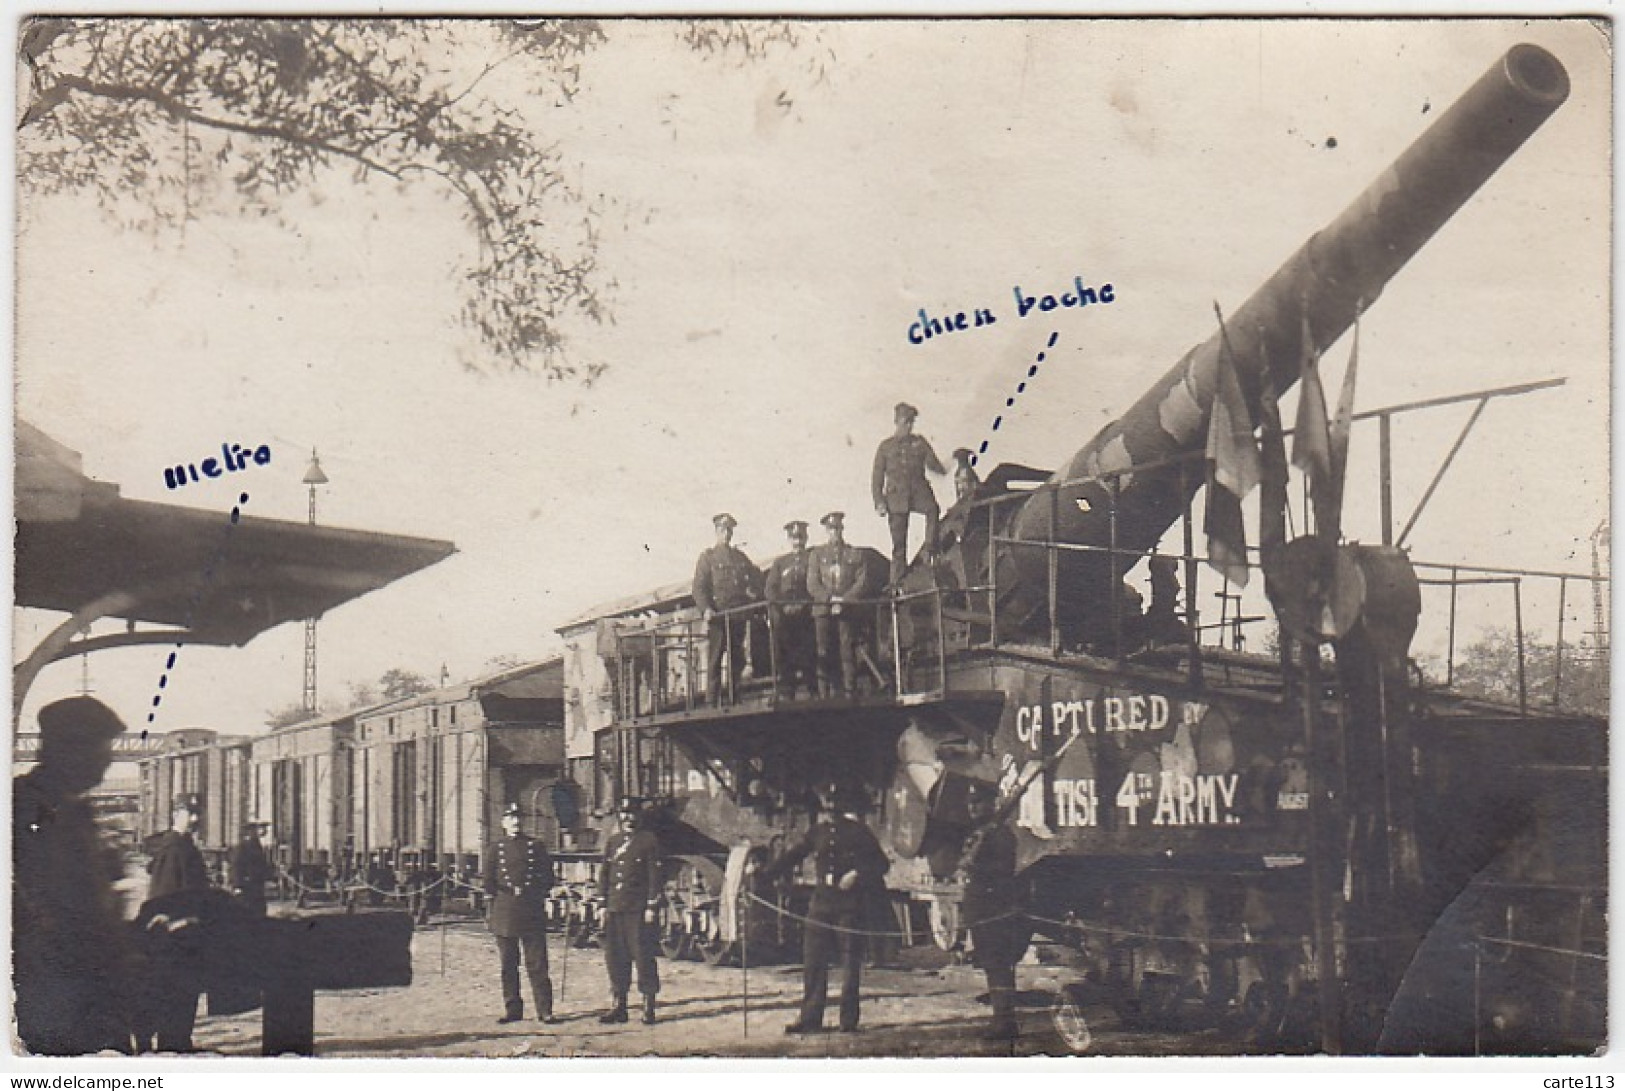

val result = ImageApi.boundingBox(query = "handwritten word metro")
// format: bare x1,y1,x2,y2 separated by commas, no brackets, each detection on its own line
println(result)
162,443,272,490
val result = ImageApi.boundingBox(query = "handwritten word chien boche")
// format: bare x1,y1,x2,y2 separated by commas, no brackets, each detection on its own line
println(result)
907,276,1115,345
163,444,272,490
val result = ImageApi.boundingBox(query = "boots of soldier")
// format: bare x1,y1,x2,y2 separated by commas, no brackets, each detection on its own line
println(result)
599,995,629,1024
498,1002,523,1025
641,993,658,1025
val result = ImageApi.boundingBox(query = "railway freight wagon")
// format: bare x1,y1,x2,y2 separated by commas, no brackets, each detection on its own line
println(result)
249,711,356,872
135,728,248,853
350,659,570,879
558,45,1607,1052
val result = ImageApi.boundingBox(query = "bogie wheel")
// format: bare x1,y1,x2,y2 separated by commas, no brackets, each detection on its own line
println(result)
697,934,737,967
566,912,596,949
1243,980,1290,1044
928,898,964,953
1052,982,1118,1055
659,921,692,961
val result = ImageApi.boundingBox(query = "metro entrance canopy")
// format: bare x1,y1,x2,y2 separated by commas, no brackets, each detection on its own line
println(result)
14,422,456,717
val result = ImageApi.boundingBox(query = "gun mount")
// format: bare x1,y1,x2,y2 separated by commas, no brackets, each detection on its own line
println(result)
970,44,1571,642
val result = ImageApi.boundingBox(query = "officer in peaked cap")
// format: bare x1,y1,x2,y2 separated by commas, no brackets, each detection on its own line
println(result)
693,512,764,705
136,792,211,1052
958,779,1027,1043
872,401,947,585
809,512,869,698
765,519,817,697
14,697,135,1054
598,796,663,1025
753,779,888,1034
228,819,273,916
484,802,559,1024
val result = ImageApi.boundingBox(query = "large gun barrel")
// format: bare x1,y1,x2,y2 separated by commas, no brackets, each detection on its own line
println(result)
998,44,1569,634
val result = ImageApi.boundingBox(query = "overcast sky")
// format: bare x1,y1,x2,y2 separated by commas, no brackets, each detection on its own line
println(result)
14,18,1611,736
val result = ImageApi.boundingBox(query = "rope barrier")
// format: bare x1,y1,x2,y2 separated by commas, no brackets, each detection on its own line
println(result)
738,889,1422,951
1022,910,1425,951
273,865,457,902
741,889,1021,939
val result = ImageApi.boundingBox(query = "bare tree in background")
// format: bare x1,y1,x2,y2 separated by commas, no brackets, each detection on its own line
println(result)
17,17,827,379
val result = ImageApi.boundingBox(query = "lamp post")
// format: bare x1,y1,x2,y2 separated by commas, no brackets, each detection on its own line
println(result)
302,449,329,714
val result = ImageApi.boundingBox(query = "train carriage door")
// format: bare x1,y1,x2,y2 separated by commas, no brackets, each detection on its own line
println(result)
273,759,304,868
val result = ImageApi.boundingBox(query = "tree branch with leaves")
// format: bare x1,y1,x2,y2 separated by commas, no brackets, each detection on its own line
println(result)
19,17,825,379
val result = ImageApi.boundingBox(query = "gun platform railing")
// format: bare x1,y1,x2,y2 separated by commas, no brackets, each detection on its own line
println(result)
604,465,1605,719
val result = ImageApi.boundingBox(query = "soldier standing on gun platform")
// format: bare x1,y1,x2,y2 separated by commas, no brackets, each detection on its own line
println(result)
765,519,816,697
598,797,662,1025
13,696,136,1055
872,402,947,585
485,803,560,1025
809,512,868,698
752,780,889,1035
960,780,1026,1042
693,512,764,704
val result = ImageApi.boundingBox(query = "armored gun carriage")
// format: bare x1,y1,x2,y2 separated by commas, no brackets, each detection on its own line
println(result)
562,44,1604,1053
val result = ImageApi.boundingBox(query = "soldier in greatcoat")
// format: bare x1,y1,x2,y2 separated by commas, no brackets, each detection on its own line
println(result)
135,793,212,1053
483,803,559,1024
13,697,136,1055
693,512,765,703
752,780,889,1034
809,512,869,698
959,780,1027,1042
764,519,816,697
872,402,947,584
598,797,663,1025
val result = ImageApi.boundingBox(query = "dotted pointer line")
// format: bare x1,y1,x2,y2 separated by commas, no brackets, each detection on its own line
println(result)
145,492,250,727
971,331,1057,469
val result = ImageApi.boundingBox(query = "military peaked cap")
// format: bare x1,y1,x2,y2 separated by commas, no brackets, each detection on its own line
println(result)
502,802,521,819
37,696,125,744
952,447,975,464
894,402,919,421
820,511,845,530
713,512,738,530
172,792,202,815
785,520,809,536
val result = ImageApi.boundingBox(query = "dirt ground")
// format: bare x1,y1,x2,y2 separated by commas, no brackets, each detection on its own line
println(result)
184,917,1257,1060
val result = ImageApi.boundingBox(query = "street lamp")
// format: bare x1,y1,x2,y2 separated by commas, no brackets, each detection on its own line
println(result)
302,449,329,714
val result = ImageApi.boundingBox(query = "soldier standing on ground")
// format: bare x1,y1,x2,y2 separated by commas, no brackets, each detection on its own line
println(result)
809,512,868,698
12,697,136,1055
765,519,816,697
960,780,1027,1043
598,797,662,1025
136,793,212,1053
693,512,764,704
228,821,273,916
484,803,559,1025
753,780,889,1035
872,402,947,585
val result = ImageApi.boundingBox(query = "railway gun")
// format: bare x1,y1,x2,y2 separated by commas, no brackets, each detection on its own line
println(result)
564,43,1605,1054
